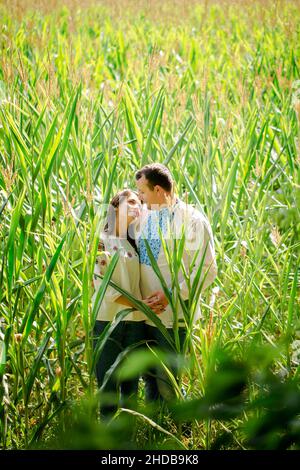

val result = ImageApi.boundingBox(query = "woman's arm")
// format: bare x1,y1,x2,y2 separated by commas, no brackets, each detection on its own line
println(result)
114,295,136,308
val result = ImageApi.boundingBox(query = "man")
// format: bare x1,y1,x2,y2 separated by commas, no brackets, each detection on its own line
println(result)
134,163,217,404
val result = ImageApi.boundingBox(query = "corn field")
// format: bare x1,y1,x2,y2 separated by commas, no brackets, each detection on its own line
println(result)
0,0,300,450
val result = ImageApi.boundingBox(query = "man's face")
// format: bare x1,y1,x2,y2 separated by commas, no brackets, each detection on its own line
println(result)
136,175,160,210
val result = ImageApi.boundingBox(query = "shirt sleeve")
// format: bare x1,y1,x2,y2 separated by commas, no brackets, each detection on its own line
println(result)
178,213,218,300
93,243,123,302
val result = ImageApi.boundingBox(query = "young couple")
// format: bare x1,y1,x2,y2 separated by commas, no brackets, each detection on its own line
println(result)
92,163,217,419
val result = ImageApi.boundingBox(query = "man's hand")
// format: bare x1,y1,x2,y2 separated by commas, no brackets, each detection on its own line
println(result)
143,290,169,314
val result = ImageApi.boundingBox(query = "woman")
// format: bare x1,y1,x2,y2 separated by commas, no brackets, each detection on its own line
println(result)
91,189,146,419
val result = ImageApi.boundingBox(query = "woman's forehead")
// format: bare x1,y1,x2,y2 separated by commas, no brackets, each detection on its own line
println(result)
121,192,140,202
130,194,141,204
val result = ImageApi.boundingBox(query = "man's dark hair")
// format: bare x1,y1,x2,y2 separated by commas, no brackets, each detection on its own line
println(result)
135,163,173,192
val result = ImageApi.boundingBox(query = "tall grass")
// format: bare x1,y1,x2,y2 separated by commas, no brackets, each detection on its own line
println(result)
0,0,299,449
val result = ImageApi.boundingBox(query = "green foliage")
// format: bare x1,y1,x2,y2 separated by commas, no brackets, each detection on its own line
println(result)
0,0,299,449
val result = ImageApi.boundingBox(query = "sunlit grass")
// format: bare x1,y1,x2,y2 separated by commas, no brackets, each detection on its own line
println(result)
0,0,299,449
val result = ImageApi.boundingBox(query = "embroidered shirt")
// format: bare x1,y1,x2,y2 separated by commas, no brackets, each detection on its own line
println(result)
134,198,217,328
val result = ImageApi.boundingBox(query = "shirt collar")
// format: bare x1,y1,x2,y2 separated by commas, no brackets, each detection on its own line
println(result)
157,195,180,213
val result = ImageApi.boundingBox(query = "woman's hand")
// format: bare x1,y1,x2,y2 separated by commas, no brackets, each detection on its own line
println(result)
143,290,169,314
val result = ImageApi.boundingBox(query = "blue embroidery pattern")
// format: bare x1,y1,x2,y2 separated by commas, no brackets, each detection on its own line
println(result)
138,207,174,266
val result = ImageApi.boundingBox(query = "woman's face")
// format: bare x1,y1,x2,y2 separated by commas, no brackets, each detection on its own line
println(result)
117,192,142,228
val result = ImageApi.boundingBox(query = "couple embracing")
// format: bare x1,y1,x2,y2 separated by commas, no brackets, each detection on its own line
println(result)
92,163,217,419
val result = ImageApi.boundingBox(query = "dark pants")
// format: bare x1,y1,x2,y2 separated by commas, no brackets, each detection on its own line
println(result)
93,320,145,419
143,324,187,404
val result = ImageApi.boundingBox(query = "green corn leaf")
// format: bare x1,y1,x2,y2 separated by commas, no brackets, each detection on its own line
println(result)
21,234,66,342
24,331,51,406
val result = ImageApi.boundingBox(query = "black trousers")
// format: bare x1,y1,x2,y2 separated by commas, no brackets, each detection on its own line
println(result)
93,320,145,419
142,324,187,403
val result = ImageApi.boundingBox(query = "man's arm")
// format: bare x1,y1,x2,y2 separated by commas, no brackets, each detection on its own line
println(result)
178,214,217,300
